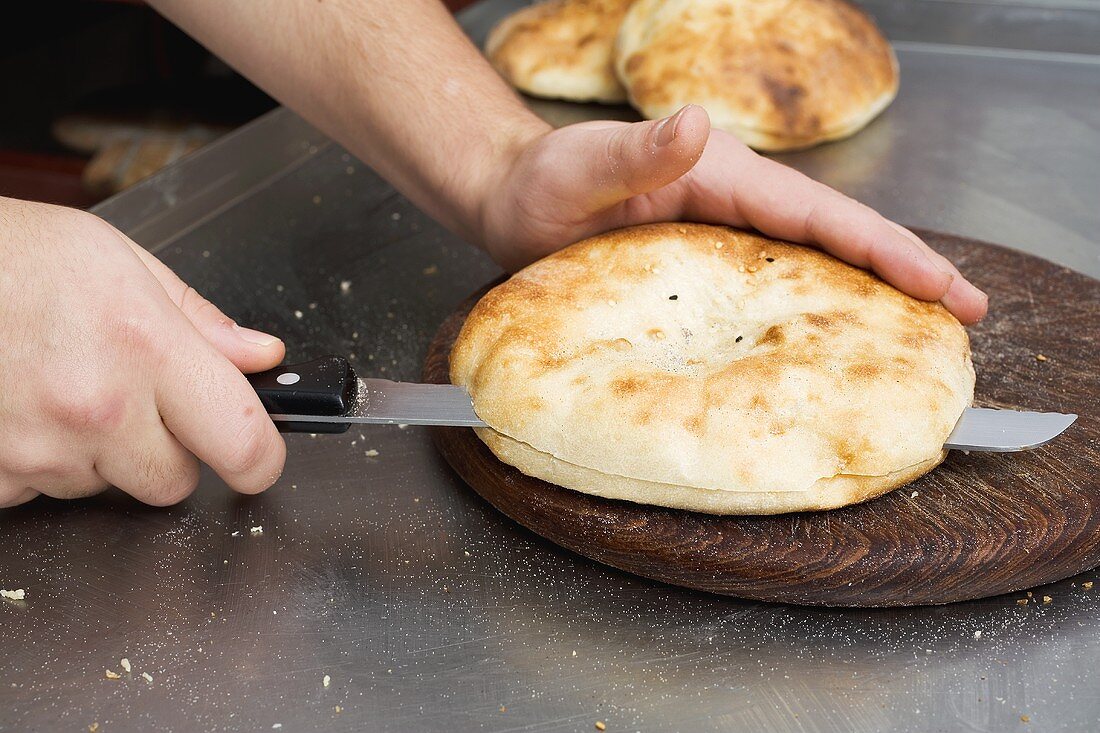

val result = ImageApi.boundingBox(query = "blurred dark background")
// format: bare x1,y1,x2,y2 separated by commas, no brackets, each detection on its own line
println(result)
0,0,475,209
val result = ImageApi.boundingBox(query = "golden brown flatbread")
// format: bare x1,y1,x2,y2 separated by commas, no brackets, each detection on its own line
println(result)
451,223,973,515
614,0,900,150
486,0,636,103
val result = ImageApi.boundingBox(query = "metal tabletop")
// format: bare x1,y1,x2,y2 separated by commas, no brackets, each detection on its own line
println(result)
3,2,1099,731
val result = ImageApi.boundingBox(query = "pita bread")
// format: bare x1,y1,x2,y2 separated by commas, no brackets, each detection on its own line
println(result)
486,0,635,103
614,0,900,151
450,224,973,515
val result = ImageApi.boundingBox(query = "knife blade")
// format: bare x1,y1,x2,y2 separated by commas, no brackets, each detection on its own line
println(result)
249,356,1076,451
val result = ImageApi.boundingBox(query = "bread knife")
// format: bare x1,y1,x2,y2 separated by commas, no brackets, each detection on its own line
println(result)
248,356,1077,452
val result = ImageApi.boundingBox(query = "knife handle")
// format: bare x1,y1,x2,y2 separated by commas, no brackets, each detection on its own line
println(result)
247,355,357,434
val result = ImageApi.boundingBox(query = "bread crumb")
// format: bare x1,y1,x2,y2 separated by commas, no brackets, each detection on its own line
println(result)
340,280,352,293
1,589,25,601
677,227,686,234
312,195,322,205
365,449,379,457
973,630,982,639
746,265,758,273
572,650,577,657
89,724,99,732
499,705,507,712
323,675,331,688
250,526,263,535
120,658,131,673
105,669,120,680
334,706,342,714
1021,714,1030,723
464,551,471,557
293,310,303,319
1017,598,1028,606
142,672,153,683
714,241,725,249
1043,595,1052,604
423,265,438,276
391,212,401,221
911,491,918,499
595,722,607,731
231,531,240,537
1036,354,1048,362
1084,582,1093,590
1027,591,1033,597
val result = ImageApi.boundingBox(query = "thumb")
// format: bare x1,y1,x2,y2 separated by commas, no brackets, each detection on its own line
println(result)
556,104,710,211
125,240,285,373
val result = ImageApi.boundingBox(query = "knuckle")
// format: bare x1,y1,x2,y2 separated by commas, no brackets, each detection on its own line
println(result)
143,460,200,507
108,308,163,357
44,387,128,434
223,411,283,485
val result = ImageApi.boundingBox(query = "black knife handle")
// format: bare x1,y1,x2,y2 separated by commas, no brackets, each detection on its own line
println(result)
247,356,357,434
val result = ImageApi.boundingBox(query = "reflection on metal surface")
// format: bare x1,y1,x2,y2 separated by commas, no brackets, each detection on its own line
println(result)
1,0,1099,731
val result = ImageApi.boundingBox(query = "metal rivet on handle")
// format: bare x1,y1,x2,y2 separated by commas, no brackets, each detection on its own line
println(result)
277,372,301,386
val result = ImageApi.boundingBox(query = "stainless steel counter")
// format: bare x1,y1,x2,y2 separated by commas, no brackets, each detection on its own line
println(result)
2,2,1099,732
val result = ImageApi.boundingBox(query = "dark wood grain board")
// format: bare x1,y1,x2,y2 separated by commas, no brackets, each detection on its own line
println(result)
423,230,1100,606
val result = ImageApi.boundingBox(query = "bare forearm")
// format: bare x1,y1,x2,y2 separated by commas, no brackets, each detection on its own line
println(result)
147,0,547,242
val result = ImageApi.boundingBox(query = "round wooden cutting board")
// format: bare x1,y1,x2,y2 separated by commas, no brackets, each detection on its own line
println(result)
423,231,1100,607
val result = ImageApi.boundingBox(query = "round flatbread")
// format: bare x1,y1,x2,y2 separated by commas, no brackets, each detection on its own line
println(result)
450,223,974,515
614,0,900,151
486,0,636,103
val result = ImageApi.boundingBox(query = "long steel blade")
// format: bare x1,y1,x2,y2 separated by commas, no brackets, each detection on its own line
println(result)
271,381,1077,451
944,407,1077,452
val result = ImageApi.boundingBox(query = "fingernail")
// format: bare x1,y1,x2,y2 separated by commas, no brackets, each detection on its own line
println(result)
235,325,280,347
655,106,689,146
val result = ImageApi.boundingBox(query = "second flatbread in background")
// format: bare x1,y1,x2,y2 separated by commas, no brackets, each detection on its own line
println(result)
615,0,900,151
485,0,636,103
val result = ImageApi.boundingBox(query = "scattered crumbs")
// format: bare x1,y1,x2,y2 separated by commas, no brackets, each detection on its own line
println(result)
391,212,401,221
105,669,121,680
443,587,450,593
293,310,304,319
714,241,725,249
211,612,216,618
911,491,919,499
120,658,131,673
1027,591,1034,598
387,669,393,674
340,280,352,294
89,724,99,732
323,675,331,688
464,551,471,557
973,630,982,639
413,498,420,503
1036,354,1048,362
1,589,26,601
365,449,379,457
1021,715,1030,723
595,722,607,731
572,650,578,657
500,706,507,713
1084,582,1094,590
1017,598,1029,606
231,531,240,537
335,706,342,714
250,526,264,535
312,195,322,205
1043,595,1052,604
142,672,153,683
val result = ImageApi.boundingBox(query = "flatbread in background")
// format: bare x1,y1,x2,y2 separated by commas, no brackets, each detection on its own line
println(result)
451,223,974,515
486,0,636,103
614,0,900,151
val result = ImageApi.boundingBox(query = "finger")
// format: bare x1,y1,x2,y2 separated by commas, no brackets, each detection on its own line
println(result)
888,222,989,324
548,105,710,211
156,334,286,495
30,468,109,501
0,480,38,508
124,238,284,374
95,408,201,507
724,155,954,302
